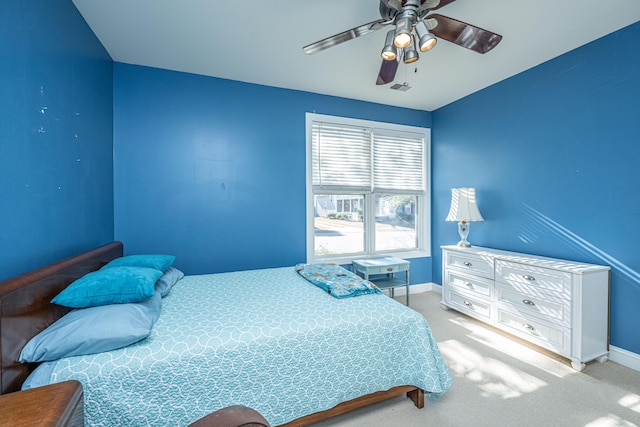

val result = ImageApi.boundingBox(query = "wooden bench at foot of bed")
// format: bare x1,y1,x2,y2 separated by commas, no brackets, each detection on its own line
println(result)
279,385,424,427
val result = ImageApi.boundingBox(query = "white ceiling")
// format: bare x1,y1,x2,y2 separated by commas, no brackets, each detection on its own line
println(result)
72,0,640,111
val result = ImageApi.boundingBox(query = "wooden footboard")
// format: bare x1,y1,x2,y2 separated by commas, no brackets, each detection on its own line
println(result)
0,241,123,394
279,386,424,427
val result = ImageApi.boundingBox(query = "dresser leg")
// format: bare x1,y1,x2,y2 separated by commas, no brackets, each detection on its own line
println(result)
570,360,586,372
440,302,449,311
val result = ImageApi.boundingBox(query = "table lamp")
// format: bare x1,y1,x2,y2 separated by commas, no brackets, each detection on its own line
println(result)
445,187,484,247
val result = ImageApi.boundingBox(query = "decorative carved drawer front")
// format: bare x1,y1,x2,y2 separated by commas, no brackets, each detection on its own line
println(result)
496,309,570,357
446,290,492,322
445,269,493,299
496,283,570,326
445,251,494,279
495,260,571,299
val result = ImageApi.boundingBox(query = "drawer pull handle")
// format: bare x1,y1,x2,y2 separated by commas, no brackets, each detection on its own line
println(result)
522,299,536,306
522,275,536,281
465,282,474,289
463,261,473,267
386,267,393,272
522,323,535,331
463,301,473,307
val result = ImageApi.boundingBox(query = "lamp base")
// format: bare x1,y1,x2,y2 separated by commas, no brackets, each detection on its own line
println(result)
456,221,472,247
456,240,472,248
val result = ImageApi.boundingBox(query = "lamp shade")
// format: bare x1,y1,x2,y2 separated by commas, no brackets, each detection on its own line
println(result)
445,188,484,222
381,30,398,61
393,16,413,48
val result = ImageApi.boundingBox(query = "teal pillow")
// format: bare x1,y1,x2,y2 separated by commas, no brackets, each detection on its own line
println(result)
102,254,175,272
51,266,162,308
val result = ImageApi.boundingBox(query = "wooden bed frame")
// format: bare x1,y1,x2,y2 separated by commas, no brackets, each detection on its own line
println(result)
0,241,124,395
0,241,424,425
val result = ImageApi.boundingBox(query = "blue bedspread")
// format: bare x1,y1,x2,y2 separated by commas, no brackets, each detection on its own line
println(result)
295,262,382,298
31,267,452,426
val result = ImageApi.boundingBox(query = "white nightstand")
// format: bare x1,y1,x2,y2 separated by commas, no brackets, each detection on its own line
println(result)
352,257,410,305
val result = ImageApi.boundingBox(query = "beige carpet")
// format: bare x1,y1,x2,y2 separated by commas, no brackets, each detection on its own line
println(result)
311,291,640,427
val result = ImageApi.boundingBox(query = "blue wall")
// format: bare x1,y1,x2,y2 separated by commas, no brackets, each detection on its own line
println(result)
432,22,640,354
5,0,637,357
113,64,433,281
0,0,114,281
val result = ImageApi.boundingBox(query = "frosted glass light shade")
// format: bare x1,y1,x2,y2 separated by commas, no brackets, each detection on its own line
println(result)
445,188,484,222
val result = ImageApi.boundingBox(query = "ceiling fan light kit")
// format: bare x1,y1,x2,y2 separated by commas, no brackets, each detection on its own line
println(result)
403,35,420,63
303,0,503,86
381,30,398,60
393,13,414,48
415,20,437,52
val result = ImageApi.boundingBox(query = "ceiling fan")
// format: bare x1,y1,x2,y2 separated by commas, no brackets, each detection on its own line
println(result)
303,0,503,86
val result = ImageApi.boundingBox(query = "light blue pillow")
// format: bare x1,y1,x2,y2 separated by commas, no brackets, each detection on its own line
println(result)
21,361,57,390
155,266,184,297
51,266,162,308
102,254,175,272
20,291,162,363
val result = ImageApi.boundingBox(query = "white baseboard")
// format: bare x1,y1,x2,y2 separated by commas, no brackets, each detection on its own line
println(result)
382,282,439,296
610,345,640,372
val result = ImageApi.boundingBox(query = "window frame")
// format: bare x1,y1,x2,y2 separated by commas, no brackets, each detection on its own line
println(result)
305,113,431,264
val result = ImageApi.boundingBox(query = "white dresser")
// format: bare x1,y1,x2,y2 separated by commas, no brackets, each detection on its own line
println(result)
441,245,610,371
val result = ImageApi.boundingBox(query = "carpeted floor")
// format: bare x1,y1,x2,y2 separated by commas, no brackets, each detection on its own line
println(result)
311,291,640,427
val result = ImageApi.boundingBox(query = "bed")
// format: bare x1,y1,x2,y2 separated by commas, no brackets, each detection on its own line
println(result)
0,242,452,426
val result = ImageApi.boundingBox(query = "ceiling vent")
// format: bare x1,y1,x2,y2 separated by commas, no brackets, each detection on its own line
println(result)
390,82,412,91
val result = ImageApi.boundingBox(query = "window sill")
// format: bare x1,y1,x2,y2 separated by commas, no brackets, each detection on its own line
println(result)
311,249,431,266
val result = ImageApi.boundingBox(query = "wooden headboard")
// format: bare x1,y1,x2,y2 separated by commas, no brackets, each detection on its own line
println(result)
0,241,123,394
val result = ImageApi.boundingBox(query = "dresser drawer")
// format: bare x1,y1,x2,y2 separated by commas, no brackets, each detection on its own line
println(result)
363,264,404,275
496,260,571,299
445,289,492,322
445,251,494,279
496,309,570,356
496,283,570,326
445,269,493,299
352,257,410,276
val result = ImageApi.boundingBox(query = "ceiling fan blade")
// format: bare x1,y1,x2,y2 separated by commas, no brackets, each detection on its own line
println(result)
303,19,390,55
429,0,457,11
376,59,399,85
428,14,502,54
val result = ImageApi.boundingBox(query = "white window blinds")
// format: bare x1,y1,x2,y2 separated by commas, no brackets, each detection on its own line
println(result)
373,129,424,193
311,122,371,191
311,121,425,193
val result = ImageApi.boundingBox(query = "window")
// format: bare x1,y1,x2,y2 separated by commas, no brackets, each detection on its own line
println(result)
306,113,430,262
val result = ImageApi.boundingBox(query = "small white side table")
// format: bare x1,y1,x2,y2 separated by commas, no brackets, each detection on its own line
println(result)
352,257,410,305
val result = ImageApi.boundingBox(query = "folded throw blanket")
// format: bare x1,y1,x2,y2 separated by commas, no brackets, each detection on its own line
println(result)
295,263,382,298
